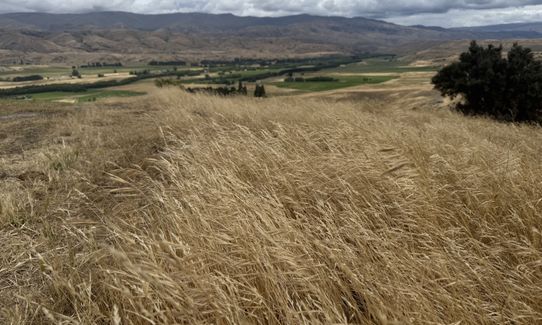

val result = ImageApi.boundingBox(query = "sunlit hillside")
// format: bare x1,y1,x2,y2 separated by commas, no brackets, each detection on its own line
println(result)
1,88,541,324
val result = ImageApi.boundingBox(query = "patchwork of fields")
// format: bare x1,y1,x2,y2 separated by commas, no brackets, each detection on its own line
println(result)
0,57,435,101
275,75,398,92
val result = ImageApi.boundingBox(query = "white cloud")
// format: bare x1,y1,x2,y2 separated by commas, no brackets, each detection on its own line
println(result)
386,4,542,27
1,0,542,27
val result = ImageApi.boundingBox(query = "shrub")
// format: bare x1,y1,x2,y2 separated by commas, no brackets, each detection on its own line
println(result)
185,86,246,96
237,81,248,95
432,41,542,122
254,84,266,98
12,75,44,82
72,69,82,78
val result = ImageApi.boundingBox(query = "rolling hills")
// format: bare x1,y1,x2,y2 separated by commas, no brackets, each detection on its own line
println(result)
454,22,542,34
1,12,542,64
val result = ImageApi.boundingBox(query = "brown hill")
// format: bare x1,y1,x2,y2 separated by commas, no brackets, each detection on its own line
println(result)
1,12,541,64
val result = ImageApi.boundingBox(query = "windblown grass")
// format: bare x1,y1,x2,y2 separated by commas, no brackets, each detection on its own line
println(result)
1,89,541,324
28,89,146,102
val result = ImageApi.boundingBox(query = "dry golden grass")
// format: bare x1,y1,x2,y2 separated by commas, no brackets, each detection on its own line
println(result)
1,89,542,324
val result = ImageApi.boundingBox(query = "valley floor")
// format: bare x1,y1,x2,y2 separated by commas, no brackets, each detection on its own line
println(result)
1,88,541,324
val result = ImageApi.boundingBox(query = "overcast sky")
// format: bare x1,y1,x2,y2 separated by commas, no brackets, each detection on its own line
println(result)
1,1,542,27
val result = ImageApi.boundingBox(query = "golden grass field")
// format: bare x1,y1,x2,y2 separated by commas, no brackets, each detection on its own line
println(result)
1,85,541,324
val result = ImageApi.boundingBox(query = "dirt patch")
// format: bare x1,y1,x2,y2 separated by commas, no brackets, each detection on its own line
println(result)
54,99,77,104
0,112,39,120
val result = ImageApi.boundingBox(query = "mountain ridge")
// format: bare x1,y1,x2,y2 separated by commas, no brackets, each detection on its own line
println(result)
453,22,542,34
1,12,542,64
0,12,423,31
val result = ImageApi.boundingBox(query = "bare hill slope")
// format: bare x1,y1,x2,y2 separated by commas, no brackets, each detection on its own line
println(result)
1,12,542,63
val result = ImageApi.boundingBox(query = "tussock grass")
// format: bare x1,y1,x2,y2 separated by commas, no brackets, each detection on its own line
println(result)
1,89,542,324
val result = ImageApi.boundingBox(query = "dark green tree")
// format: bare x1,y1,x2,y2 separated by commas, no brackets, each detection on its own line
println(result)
432,41,542,122
505,44,542,121
238,80,248,95
71,68,82,78
254,84,266,98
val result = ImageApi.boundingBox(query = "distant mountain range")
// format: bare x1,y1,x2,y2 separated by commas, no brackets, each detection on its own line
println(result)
0,12,541,64
453,22,542,34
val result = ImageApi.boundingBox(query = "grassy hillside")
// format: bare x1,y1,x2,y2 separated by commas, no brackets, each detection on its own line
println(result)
1,90,541,324
28,89,145,102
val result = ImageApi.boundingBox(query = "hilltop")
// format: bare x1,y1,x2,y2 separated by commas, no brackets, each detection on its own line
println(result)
1,87,541,323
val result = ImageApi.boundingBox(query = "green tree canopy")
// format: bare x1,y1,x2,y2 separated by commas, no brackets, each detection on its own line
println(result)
254,84,266,98
432,41,542,122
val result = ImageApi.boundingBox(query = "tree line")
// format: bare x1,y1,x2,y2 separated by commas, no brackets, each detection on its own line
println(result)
199,54,388,68
11,75,44,82
80,62,123,68
149,60,186,66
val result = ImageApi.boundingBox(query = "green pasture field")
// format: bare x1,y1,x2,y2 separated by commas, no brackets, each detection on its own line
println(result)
274,75,397,92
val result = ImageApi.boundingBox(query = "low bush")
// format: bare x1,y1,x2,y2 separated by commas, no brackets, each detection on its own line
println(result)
12,75,44,82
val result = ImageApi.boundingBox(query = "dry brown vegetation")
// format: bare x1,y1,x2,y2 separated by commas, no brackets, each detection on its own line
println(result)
1,89,542,324
405,39,542,66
